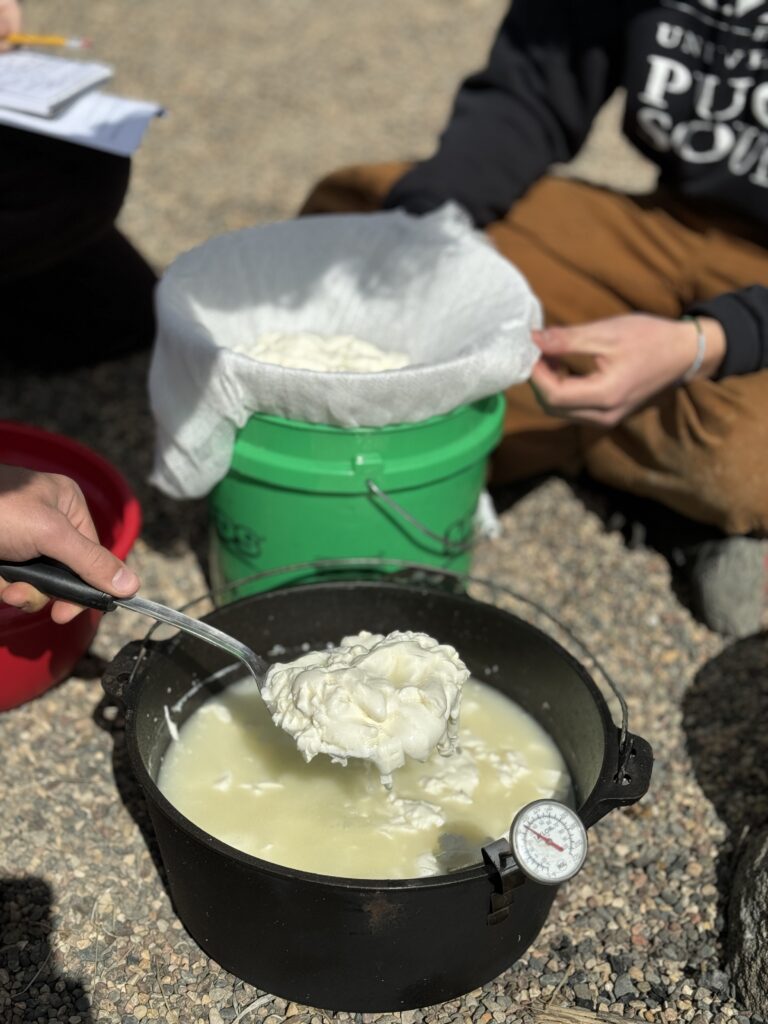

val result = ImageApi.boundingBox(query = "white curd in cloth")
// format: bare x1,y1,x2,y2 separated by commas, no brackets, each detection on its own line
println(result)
157,675,572,879
232,331,410,372
261,630,467,782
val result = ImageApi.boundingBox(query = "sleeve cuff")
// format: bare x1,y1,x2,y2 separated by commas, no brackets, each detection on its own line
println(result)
687,292,766,379
382,163,484,223
382,184,450,217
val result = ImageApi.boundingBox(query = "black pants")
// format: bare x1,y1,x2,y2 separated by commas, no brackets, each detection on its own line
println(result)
0,127,157,370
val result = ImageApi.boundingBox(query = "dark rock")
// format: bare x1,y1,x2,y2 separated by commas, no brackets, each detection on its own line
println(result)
539,973,561,986
609,953,633,974
613,973,637,999
573,983,593,1008
701,968,730,993
727,826,768,1015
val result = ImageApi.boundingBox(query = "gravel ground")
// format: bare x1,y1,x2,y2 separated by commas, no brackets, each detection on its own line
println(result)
2,1,767,1023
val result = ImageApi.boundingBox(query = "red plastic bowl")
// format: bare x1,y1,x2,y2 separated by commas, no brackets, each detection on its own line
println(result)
0,421,142,710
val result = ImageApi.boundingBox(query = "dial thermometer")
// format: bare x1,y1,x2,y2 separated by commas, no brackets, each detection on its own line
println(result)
510,799,588,885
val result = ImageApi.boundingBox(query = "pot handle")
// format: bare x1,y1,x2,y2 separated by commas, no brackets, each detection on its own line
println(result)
579,728,654,829
101,639,146,708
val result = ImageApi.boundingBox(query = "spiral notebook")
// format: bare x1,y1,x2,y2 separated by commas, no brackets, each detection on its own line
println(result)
0,50,112,117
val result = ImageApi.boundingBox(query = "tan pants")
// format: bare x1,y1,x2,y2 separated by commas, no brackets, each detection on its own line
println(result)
301,163,768,535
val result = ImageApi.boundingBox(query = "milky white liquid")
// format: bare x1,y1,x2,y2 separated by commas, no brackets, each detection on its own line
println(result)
157,677,572,879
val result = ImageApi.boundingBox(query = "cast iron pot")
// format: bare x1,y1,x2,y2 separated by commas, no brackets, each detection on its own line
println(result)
102,577,653,1012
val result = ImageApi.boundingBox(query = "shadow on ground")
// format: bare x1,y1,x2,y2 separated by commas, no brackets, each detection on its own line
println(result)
682,632,768,933
90,695,170,900
0,877,94,1023
491,471,727,628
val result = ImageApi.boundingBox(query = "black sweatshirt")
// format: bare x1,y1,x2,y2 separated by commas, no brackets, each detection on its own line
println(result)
385,0,768,378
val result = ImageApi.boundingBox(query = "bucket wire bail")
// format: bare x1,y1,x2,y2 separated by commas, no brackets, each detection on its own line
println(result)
365,479,475,554
124,556,632,780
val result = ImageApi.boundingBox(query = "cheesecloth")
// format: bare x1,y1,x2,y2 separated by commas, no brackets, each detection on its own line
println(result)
149,204,541,499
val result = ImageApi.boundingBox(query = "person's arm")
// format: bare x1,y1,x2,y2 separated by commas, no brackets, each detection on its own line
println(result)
0,465,140,623
0,0,21,50
688,286,768,380
385,0,623,227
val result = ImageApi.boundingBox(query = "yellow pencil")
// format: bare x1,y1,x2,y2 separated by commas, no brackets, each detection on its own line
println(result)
7,33,92,50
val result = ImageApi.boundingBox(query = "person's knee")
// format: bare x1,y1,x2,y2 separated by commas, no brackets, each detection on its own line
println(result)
299,161,412,216
682,378,768,534
691,436,768,535
581,377,768,535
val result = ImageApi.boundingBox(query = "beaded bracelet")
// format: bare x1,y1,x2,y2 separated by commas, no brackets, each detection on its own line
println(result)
680,314,707,383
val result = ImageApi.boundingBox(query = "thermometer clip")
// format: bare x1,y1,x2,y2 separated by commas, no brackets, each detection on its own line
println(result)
481,799,588,924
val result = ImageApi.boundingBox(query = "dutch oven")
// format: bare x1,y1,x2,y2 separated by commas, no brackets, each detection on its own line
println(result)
102,574,653,1012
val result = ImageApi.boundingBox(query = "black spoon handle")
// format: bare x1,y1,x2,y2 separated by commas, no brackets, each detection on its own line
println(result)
0,558,267,688
0,558,117,611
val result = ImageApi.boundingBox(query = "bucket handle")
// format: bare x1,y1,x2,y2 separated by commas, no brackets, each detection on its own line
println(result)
366,479,474,555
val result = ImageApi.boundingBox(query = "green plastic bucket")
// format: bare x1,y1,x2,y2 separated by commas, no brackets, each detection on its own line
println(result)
208,394,504,597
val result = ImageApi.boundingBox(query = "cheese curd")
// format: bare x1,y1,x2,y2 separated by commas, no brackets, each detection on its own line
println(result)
233,331,410,372
261,630,468,783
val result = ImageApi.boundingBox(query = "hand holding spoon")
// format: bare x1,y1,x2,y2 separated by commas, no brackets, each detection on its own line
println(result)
0,558,268,687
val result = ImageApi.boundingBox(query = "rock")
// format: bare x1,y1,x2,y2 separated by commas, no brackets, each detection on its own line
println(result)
608,954,633,974
727,825,768,1014
702,968,730,994
689,537,768,637
573,982,593,1008
613,973,637,999
539,974,562,987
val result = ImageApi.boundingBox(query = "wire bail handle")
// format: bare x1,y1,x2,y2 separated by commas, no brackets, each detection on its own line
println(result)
123,557,632,781
366,480,475,555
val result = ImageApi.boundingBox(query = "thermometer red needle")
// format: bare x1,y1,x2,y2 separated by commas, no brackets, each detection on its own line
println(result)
524,824,565,852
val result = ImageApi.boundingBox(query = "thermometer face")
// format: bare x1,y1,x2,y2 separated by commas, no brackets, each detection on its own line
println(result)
510,799,588,885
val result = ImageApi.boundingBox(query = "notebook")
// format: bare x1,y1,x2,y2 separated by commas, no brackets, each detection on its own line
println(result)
0,50,112,117
0,90,163,156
